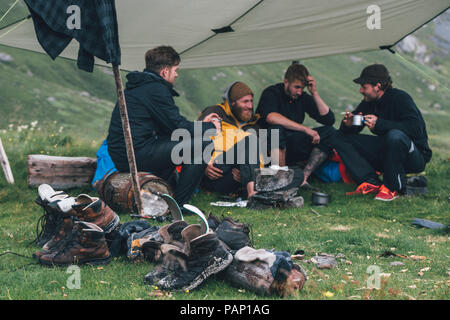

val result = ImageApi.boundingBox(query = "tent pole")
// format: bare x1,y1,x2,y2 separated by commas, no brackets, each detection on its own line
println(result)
112,65,144,216
0,138,14,184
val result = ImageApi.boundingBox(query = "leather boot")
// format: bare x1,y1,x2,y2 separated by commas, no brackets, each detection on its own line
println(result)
39,221,111,266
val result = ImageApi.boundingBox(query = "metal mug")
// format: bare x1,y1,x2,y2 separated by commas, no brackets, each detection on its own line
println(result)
352,114,365,126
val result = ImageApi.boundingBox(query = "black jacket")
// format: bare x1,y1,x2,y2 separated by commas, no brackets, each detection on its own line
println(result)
256,83,335,128
106,70,214,169
340,88,432,163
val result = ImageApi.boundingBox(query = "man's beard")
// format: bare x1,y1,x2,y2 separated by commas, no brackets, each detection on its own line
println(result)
232,107,253,122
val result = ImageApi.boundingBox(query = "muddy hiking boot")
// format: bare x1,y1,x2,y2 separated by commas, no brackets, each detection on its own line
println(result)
33,215,75,259
58,194,120,234
39,221,111,266
32,184,70,247
156,225,233,291
208,213,252,251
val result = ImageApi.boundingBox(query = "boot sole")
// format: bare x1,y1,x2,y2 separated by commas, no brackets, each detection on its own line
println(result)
181,251,234,291
39,255,111,267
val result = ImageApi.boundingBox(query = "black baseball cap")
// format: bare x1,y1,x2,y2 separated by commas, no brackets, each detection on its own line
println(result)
353,64,390,85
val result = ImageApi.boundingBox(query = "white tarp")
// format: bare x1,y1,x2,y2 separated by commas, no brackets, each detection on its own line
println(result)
0,0,448,70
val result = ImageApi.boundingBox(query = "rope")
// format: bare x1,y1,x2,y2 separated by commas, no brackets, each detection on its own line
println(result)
0,17,28,40
0,0,19,25
394,51,450,94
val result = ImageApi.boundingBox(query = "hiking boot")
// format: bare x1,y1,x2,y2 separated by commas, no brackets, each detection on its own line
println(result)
57,194,120,234
140,220,188,262
144,243,188,284
214,216,251,251
346,182,381,196
33,215,75,259
374,185,399,201
39,221,111,266
32,185,70,247
157,229,233,291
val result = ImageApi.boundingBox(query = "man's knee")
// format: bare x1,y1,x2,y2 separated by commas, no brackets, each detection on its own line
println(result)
384,129,409,148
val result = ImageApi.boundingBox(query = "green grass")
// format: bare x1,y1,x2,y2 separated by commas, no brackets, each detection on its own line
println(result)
0,127,448,300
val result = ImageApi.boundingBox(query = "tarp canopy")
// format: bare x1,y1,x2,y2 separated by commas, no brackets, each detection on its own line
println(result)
0,0,448,70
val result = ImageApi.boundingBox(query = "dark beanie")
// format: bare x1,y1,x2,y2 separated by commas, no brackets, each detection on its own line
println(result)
229,82,253,103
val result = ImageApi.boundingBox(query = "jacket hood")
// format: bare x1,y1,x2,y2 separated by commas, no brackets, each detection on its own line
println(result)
125,69,179,96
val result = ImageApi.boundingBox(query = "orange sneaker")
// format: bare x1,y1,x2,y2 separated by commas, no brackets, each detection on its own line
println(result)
375,185,399,201
346,182,381,196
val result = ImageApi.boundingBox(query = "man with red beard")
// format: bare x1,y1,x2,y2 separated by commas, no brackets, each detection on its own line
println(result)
331,64,432,201
198,82,262,199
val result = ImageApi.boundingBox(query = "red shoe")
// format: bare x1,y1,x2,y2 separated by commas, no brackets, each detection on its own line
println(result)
346,182,381,196
375,185,399,201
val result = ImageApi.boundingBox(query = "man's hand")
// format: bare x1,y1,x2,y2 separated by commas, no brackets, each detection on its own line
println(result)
305,128,320,144
364,114,378,131
205,161,223,180
343,111,354,127
306,75,317,96
232,168,241,183
202,113,222,132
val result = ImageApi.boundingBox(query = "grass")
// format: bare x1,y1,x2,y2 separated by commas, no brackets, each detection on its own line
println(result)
0,126,448,300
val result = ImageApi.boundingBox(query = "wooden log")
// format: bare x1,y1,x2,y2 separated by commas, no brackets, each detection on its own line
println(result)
27,154,96,189
0,138,15,184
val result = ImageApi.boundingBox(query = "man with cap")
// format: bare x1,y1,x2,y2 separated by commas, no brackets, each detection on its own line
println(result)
256,63,336,187
198,81,262,199
331,64,432,201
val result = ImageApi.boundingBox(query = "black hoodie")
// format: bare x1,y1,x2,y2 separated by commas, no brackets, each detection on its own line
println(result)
106,70,214,170
340,88,432,163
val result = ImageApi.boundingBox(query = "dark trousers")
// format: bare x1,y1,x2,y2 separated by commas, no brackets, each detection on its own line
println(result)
119,137,214,206
330,129,426,191
268,125,336,165
202,134,260,196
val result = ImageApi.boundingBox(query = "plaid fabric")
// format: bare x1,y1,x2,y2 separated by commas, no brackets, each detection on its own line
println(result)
24,0,120,72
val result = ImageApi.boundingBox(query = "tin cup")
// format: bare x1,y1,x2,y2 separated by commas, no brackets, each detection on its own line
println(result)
352,114,365,126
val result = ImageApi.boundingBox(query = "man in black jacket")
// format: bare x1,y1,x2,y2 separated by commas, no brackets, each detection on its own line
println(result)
106,46,220,206
332,64,432,201
256,63,336,186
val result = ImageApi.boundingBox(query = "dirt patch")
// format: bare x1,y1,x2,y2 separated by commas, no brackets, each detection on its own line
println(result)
330,225,352,232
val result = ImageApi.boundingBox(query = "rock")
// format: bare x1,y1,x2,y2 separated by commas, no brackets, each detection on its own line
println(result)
0,52,14,62
390,261,405,267
309,254,337,269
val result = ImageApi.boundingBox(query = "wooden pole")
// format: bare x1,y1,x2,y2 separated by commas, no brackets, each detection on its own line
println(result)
0,137,14,184
112,65,144,216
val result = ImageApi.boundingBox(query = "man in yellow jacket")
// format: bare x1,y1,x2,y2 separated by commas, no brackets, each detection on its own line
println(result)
198,82,262,199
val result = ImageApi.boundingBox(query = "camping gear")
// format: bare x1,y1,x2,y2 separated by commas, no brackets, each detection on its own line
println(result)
311,192,331,206
156,230,233,291
255,166,304,192
38,221,111,266
352,114,365,126
411,218,446,230
32,184,70,247
223,246,307,296
247,188,304,210
207,213,252,251
2,1,448,71
405,175,428,196
95,171,173,216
